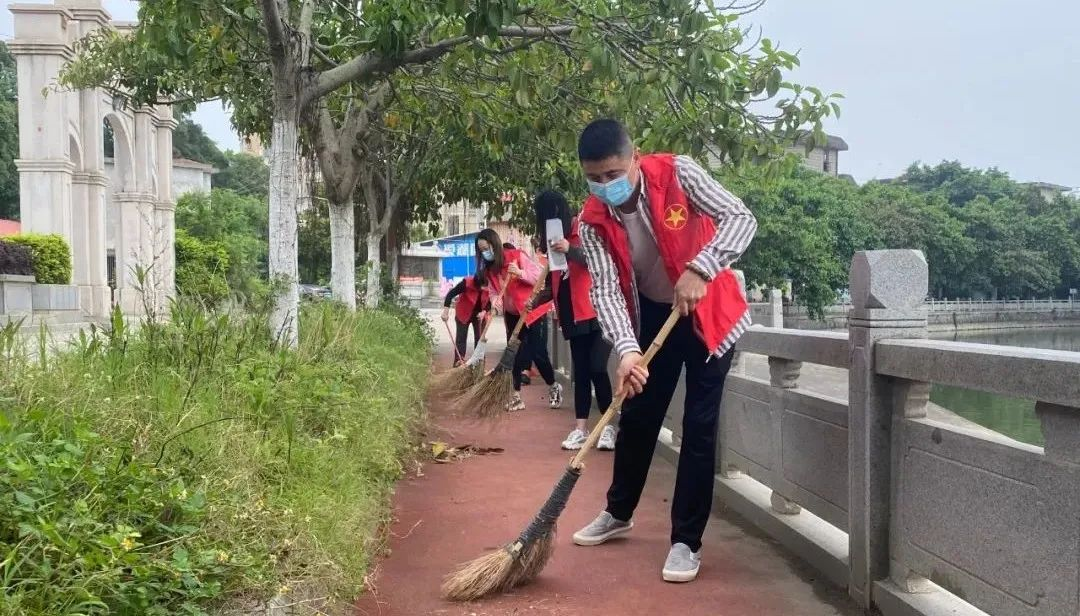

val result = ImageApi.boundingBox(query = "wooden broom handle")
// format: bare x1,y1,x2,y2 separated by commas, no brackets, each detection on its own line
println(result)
477,274,512,342
570,308,682,469
505,264,551,342
443,320,464,362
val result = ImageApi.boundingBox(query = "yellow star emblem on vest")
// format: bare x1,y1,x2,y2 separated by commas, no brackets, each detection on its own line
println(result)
663,205,688,230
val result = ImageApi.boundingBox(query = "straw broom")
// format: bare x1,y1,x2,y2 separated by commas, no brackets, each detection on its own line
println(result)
451,264,550,419
428,276,511,397
441,309,682,601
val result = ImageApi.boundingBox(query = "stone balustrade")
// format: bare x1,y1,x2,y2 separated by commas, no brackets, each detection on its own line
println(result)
547,249,1080,616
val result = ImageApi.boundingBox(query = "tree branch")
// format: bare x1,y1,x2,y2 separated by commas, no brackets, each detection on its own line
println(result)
299,0,315,39
258,0,291,68
298,0,316,66
310,25,575,102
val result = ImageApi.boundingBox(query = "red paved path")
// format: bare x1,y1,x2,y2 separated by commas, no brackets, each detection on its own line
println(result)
355,349,858,616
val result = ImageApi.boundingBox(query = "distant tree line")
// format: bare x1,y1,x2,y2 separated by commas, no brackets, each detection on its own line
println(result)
727,160,1080,315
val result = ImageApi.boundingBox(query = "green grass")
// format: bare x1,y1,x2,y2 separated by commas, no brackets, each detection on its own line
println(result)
0,299,432,615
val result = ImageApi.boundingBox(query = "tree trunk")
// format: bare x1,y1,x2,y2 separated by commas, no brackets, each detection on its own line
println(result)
389,244,400,282
329,199,356,309
268,107,301,347
365,232,382,308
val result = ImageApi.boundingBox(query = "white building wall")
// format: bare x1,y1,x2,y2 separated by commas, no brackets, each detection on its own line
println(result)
171,161,214,199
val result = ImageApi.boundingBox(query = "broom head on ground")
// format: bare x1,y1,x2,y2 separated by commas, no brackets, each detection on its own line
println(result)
441,308,682,601
450,336,520,419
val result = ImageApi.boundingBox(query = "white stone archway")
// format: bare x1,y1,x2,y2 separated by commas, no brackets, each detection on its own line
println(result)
9,0,176,318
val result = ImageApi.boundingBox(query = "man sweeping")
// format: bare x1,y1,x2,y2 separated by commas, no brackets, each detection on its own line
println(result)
572,118,757,583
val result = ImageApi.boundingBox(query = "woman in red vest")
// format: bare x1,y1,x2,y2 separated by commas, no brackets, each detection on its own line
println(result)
530,190,615,451
473,229,563,412
440,276,489,365
569,119,757,585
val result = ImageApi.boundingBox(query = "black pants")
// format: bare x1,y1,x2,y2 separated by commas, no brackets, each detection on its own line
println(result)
605,295,735,552
504,312,555,391
569,330,613,420
454,318,482,361
531,316,552,370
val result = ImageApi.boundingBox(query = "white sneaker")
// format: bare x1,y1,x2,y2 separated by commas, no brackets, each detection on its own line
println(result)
561,428,588,450
662,543,701,583
548,382,564,409
596,425,617,451
506,393,525,412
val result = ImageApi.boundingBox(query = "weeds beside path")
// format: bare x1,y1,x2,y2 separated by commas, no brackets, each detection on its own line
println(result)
0,302,431,615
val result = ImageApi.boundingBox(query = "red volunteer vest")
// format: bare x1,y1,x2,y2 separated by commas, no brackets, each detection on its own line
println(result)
488,248,553,326
551,217,598,324
580,153,748,354
453,276,490,325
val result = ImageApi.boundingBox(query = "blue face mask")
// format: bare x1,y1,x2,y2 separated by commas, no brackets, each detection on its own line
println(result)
588,174,635,207
481,249,494,262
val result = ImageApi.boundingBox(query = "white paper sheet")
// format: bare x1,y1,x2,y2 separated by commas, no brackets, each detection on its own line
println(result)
545,218,568,271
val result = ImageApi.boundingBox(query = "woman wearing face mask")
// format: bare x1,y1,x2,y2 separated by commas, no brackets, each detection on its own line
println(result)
441,275,490,365
530,190,616,451
473,228,563,412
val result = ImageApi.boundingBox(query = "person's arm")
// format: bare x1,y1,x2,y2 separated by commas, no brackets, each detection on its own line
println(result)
564,246,587,266
579,222,640,357
514,252,541,286
674,155,758,280
443,279,467,307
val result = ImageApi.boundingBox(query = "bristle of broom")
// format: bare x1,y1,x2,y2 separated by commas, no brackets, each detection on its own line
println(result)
428,363,482,398
441,547,516,601
452,368,514,419
504,528,556,590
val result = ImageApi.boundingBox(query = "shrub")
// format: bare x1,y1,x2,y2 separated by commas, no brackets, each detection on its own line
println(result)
5,233,70,284
175,189,268,297
0,299,433,613
175,230,230,308
0,421,251,615
0,239,33,276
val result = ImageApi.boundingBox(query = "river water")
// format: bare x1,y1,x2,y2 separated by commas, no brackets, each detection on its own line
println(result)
929,327,1080,445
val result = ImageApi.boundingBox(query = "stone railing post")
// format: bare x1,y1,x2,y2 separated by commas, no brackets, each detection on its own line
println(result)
768,356,802,514
769,288,784,328
847,250,928,608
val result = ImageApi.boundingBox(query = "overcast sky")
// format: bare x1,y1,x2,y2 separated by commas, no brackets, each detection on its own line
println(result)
3,0,1078,187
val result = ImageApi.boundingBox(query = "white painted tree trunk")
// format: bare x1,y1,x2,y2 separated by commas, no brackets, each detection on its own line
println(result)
365,232,382,308
268,115,301,347
329,200,356,309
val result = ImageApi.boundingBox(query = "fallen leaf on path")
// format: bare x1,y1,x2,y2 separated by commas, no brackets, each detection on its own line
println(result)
423,441,505,463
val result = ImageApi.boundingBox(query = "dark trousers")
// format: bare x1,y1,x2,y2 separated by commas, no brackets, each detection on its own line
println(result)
531,315,552,370
605,295,735,552
569,330,613,420
504,313,555,391
454,318,482,361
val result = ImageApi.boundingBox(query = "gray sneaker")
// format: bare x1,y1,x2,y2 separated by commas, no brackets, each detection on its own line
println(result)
571,511,633,546
662,543,701,582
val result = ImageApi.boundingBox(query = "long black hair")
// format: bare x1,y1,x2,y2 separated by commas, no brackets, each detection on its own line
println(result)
474,228,505,285
533,190,573,254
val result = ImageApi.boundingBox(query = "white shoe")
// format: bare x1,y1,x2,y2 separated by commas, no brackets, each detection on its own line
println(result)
548,382,564,409
561,428,588,450
596,425,617,450
506,393,525,412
